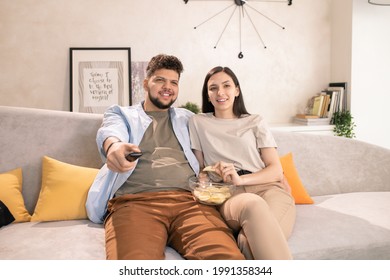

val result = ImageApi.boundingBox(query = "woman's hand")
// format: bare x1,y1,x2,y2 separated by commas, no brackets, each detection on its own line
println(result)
214,161,243,186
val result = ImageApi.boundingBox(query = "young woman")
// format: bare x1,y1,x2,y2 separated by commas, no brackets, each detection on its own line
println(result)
189,66,296,259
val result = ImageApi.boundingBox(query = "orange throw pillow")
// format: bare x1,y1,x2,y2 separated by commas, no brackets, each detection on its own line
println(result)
280,153,314,204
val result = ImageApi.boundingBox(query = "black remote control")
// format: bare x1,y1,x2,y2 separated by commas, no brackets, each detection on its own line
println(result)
125,152,143,162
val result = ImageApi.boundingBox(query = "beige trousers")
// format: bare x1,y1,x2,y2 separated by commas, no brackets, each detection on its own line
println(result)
219,183,296,260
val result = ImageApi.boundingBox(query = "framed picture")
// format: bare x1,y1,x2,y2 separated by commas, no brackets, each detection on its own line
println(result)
70,47,131,113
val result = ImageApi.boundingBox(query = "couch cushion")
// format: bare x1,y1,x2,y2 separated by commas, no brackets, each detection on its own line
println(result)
1,192,389,260
0,168,31,222
0,220,104,259
289,192,390,259
31,157,99,222
0,220,184,260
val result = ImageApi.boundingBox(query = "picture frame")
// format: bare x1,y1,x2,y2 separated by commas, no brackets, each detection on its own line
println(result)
70,47,131,113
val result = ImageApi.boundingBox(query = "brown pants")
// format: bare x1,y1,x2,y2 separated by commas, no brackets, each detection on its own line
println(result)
104,190,245,260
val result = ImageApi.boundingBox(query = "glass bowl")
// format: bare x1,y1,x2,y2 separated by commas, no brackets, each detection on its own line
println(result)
188,176,235,205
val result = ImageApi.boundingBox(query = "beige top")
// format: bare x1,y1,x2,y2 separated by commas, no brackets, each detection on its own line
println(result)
115,111,195,196
189,113,277,173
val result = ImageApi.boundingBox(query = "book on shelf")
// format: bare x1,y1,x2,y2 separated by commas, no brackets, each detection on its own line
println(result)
320,94,330,118
293,117,331,126
295,114,319,119
320,89,338,121
307,92,330,118
327,86,344,113
297,82,348,126
323,90,338,121
311,95,324,116
329,82,348,112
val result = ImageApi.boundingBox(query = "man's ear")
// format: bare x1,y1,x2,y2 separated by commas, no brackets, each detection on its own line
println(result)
143,78,149,92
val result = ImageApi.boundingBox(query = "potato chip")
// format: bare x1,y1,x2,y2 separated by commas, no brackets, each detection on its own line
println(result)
193,185,233,205
203,166,216,172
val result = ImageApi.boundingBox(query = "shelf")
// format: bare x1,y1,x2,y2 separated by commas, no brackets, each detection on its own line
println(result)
270,123,335,136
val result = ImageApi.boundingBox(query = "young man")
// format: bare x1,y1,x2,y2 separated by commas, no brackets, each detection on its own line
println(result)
86,54,244,260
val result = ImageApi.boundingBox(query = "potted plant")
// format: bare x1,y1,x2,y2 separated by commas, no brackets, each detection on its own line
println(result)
332,110,356,138
179,102,200,114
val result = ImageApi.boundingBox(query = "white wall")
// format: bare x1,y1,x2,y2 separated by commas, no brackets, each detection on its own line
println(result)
330,0,353,109
0,0,330,124
2,0,388,149
331,0,390,149
350,0,390,149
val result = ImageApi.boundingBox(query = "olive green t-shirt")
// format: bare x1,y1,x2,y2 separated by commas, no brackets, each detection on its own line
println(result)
115,110,195,196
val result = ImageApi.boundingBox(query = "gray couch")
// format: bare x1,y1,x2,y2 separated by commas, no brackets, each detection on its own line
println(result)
1,106,389,260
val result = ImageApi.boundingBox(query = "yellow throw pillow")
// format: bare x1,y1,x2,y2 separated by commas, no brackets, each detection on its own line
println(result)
280,153,314,204
0,168,31,222
31,156,99,222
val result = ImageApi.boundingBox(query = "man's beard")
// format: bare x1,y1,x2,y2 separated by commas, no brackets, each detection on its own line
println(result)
148,91,176,110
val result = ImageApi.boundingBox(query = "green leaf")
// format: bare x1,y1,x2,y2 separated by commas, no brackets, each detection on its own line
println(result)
332,111,356,138
179,102,200,114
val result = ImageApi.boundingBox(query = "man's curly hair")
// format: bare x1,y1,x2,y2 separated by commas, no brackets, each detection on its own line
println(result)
146,54,184,78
